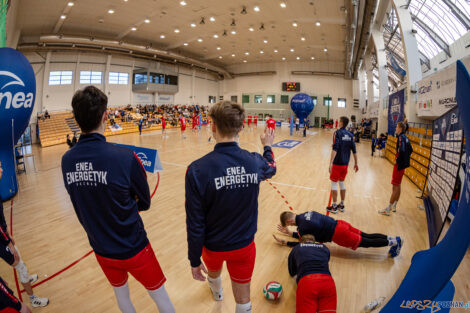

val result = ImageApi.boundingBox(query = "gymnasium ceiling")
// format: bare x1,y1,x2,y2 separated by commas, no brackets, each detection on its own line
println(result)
17,0,347,68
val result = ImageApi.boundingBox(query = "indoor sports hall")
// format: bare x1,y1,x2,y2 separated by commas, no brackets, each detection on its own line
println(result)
1,0,470,313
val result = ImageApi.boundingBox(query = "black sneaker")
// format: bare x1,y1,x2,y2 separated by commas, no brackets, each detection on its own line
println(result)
326,206,338,214
337,203,345,212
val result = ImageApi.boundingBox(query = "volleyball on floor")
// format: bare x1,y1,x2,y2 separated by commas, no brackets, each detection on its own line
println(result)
263,281,283,300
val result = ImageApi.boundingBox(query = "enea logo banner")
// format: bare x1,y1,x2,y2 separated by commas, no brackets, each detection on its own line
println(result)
113,143,163,173
0,48,36,200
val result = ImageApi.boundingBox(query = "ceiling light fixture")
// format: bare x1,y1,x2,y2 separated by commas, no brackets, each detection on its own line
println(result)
190,23,196,27
245,51,249,55
241,6,247,15
296,56,300,60
316,21,321,26
131,27,137,31
243,60,247,63
219,56,223,59
180,0,187,6
311,56,315,60
183,42,188,46
301,37,305,41
60,15,67,19
216,46,221,50
198,38,203,42
210,16,215,22
174,29,180,33
67,2,74,6
144,19,150,23
263,39,268,43
290,48,294,52
249,27,254,32
292,22,297,27
108,9,115,14
213,34,219,38
232,54,235,57
282,57,286,60
324,48,328,52
254,6,260,12
231,30,236,34
160,34,166,39
280,1,286,8
260,50,264,54
274,49,278,53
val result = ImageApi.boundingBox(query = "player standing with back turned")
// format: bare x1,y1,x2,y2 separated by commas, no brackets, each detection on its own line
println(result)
185,101,276,313
327,116,358,214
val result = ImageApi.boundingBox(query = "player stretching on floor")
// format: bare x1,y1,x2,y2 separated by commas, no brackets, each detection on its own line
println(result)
277,210,403,257
275,235,337,313
62,86,175,313
186,101,276,313
0,162,49,308
379,122,413,215
327,116,358,214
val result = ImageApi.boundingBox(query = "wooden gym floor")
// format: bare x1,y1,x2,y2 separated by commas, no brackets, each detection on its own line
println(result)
1,126,469,312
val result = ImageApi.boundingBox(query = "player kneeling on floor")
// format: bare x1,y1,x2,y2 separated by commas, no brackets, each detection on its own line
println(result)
280,234,337,313
277,211,403,257
185,101,276,313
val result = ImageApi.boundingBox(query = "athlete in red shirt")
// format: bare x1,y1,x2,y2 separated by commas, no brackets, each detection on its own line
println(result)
254,116,258,128
161,114,167,138
266,115,276,131
247,115,252,128
180,116,187,139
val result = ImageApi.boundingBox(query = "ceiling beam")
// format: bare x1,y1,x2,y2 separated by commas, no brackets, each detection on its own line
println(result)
418,50,430,70
411,14,451,57
442,0,470,31
53,2,74,34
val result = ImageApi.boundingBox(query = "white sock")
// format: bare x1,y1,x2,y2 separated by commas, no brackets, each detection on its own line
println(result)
388,236,397,246
340,201,344,206
113,283,137,313
235,302,252,313
387,203,393,210
207,276,223,300
332,202,337,207
392,201,397,208
148,284,176,313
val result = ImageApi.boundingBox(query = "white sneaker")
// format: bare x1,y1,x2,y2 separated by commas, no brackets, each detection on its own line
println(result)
30,295,49,307
378,207,391,216
29,274,38,284
391,206,397,213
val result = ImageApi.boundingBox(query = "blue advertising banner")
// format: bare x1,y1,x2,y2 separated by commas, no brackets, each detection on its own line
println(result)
425,106,463,246
388,89,405,135
290,93,314,124
272,140,302,149
114,144,163,173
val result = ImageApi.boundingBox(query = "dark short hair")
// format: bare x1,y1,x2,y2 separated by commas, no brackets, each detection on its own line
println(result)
397,122,405,131
340,116,349,127
209,101,245,137
72,86,108,133
280,211,295,227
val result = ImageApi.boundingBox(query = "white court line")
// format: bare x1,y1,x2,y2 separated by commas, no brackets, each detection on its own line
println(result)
276,137,314,161
269,181,317,190
140,130,178,136
161,161,187,168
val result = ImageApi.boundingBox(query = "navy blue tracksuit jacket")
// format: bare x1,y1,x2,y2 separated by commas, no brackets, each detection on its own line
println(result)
332,128,356,165
61,133,151,260
395,133,413,170
288,242,331,283
185,142,276,267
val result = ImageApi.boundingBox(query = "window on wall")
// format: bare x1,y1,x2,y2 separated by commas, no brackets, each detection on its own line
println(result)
231,96,238,103
280,95,289,104
310,96,317,106
109,72,129,85
48,71,73,85
242,95,250,103
254,95,263,103
338,98,346,108
209,96,217,104
323,97,332,106
134,73,147,84
80,71,102,84
267,95,275,103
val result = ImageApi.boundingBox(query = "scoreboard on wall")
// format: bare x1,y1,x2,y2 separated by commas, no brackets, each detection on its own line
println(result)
282,82,300,92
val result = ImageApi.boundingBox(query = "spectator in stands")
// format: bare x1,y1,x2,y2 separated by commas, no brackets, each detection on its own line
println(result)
403,114,409,133
138,119,143,135
44,110,50,119
66,134,73,148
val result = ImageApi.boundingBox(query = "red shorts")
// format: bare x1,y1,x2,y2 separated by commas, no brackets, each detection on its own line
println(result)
391,164,405,186
95,243,166,290
202,241,256,284
296,274,337,313
332,220,362,250
181,125,186,131
0,309,20,313
330,164,348,182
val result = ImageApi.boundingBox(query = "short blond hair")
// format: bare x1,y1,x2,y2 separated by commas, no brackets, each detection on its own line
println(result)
209,101,245,137
300,234,316,243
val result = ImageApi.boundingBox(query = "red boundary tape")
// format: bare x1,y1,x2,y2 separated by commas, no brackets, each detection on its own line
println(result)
11,173,161,296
